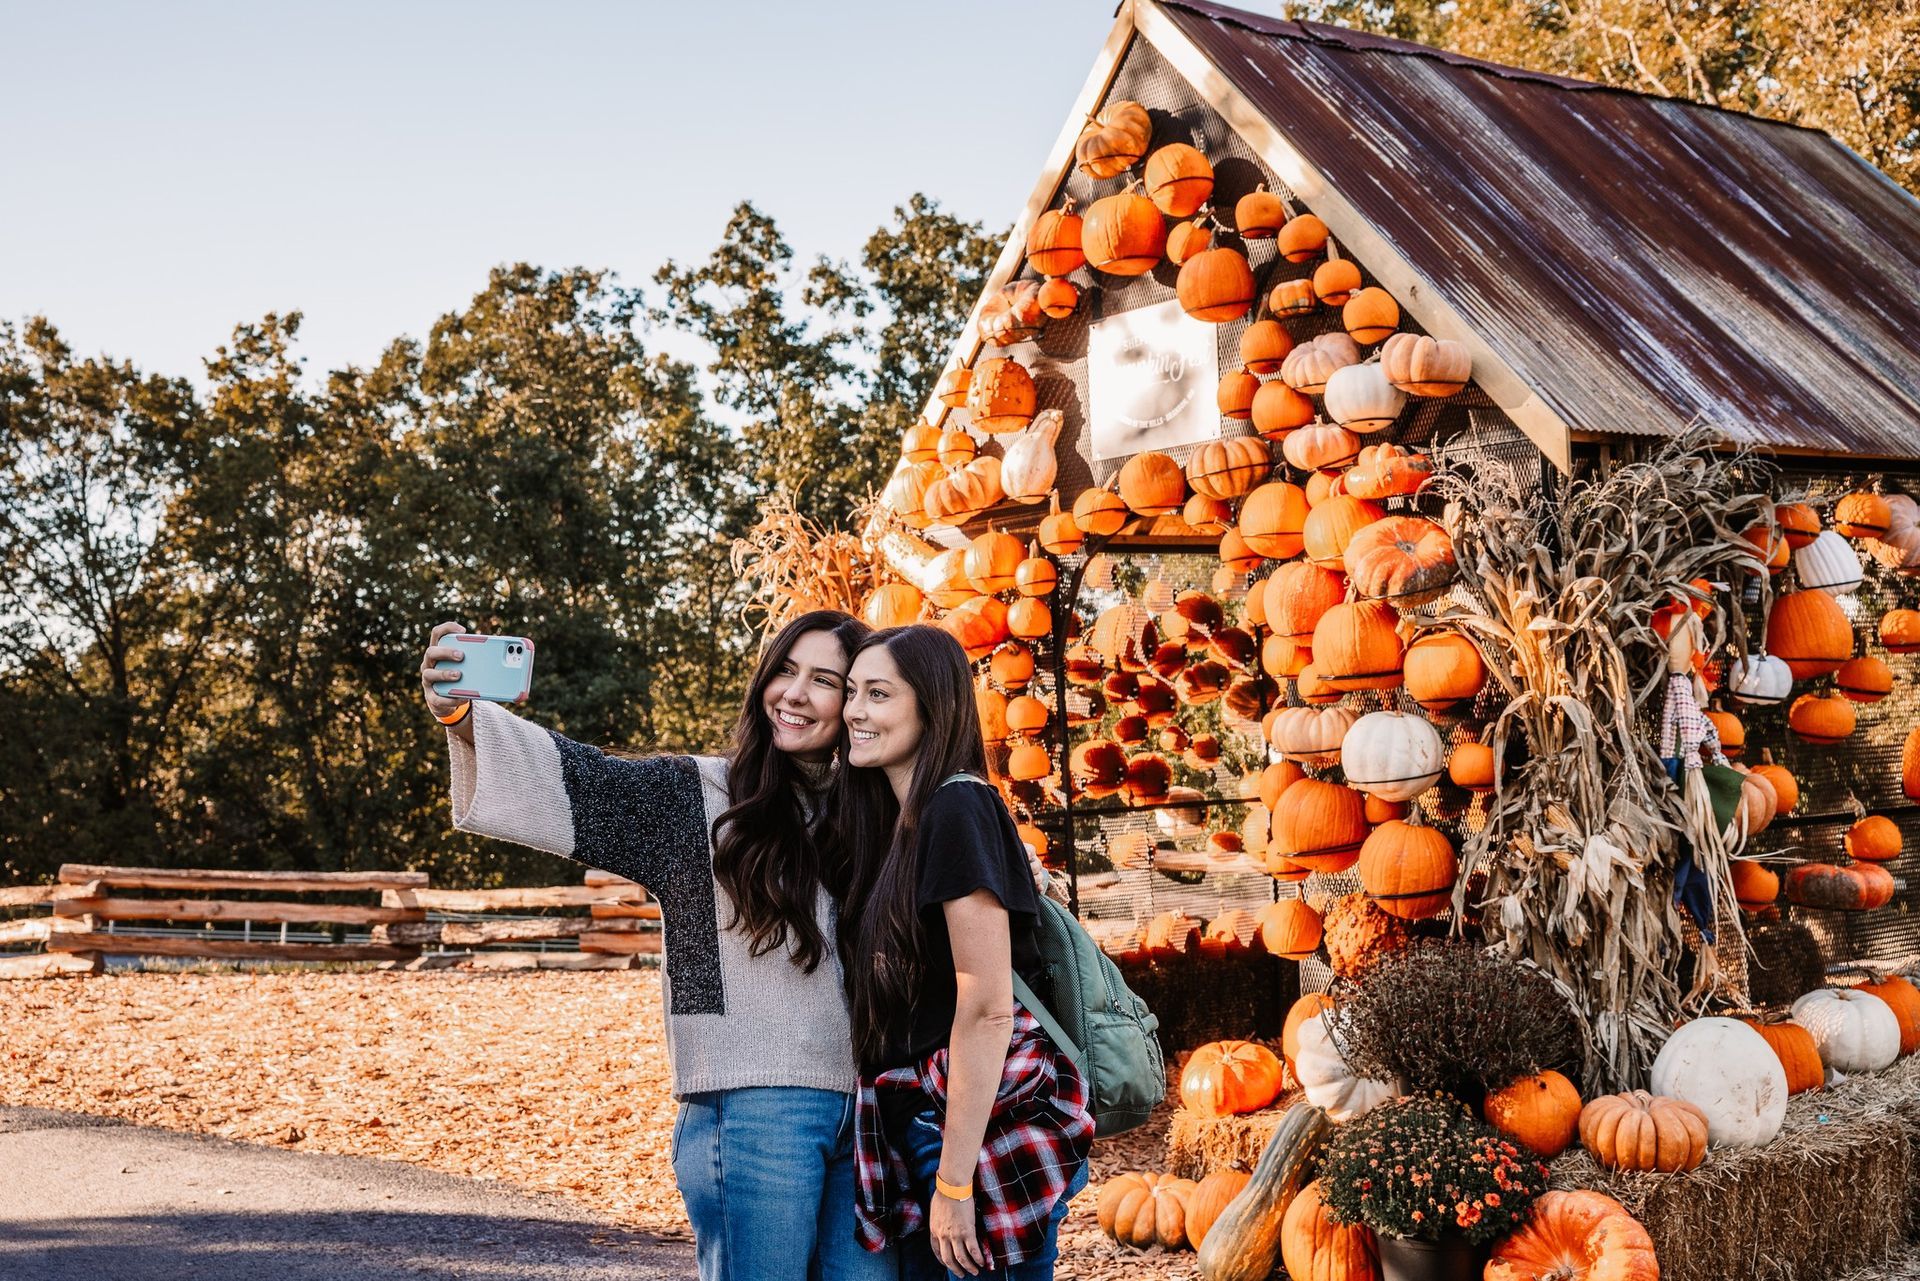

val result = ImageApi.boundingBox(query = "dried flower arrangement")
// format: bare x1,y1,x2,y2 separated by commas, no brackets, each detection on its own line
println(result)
1336,941,1582,1100
1318,1093,1550,1244
729,492,878,632
1429,430,1774,1091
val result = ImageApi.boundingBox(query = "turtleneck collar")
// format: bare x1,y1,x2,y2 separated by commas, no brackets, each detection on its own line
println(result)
790,754,835,790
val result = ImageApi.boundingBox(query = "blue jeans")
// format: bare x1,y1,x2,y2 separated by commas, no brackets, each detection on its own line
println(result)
673,1086,900,1281
893,1106,1089,1281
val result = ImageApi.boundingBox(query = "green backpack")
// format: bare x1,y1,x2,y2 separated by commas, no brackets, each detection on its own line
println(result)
940,775,1166,1137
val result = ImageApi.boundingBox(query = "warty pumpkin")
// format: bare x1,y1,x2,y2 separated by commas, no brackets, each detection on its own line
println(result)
1737,1016,1824,1093
964,357,1036,435
1484,1070,1583,1158
1083,190,1166,276
1179,247,1257,323
1075,99,1152,179
1194,1104,1334,1281
1181,1040,1286,1118
1281,1179,1380,1281
1323,891,1411,977
1145,142,1214,217
1578,1090,1708,1172
1485,1190,1658,1281
1345,516,1456,604
1379,331,1470,397
1098,1171,1197,1249
1311,600,1405,691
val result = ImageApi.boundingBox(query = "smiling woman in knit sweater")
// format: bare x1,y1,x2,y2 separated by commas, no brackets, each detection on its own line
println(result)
418,609,895,1281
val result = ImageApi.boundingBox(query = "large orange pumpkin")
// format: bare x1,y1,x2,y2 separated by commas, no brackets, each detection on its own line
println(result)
1252,380,1316,440
1264,560,1348,641
1281,1179,1379,1281
1765,589,1853,679
1235,188,1286,239
1117,451,1188,516
1257,898,1322,960
1074,99,1152,179
1403,632,1487,712
1241,482,1311,558
1578,1091,1708,1172
1859,976,1920,1056
1345,516,1456,604
1097,1171,1196,1249
1269,777,1369,873
1750,761,1798,814
1484,1070,1583,1158
1188,436,1271,500
1185,1169,1252,1253
1302,495,1386,570
964,529,1025,594
1025,205,1085,277
1835,490,1893,539
1356,820,1457,920
1786,860,1896,910
1787,691,1856,744
1178,247,1257,323
1083,191,1166,277
1144,142,1214,217
1845,814,1902,862
1485,1190,1658,1281
1311,600,1405,691
1738,1017,1824,1093
1180,1040,1286,1117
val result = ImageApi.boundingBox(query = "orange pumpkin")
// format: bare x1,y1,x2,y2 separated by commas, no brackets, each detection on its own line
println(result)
1180,1040,1285,1117
1837,654,1893,703
1007,597,1052,640
1188,436,1271,501
1302,495,1386,570
1484,1070,1583,1158
1166,217,1212,266
1344,516,1456,604
964,357,1036,435
863,582,925,629
1859,976,1920,1056
943,597,1009,660
1005,694,1048,736
1787,691,1856,744
1025,205,1085,277
1241,320,1295,375
1835,490,1893,539
1269,277,1318,316
964,529,1025,595
979,280,1046,347
935,365,972,408
1344,443,1433,500
1014,555,1057,598
1097,1171,1196,1250
1238,187,1290,240
1074,486,1131,538
1341,287,1400,345
1738,1017,1824,1093
1184,493,1233,535
1144,142,1214,217
1218,367,1260,420
1269,777,1369,873
1578,1091,1708,1172
1323,891,1411,978
1005,742,1052,782
1184,1169,1252,1253
1785,860,1896,910
1730,858,1780,912
1257,898,1322,960
1240,482,1311,559
975,687,1010,745
1263,561,1347,641
1281,1179,1379,1281
1765,589,1852,679
1036,277,1079,319
1356,820,1457,920
1449,740,1496,794
1144,909,1201,958
1485,1190,1658,1281
1036,498,1083,556
1275,211,1328,261
1845,814,1902,862
1074,99,1152,179
1252,380,1316,440
1219,527,1262,574
1403,632,1487,712
1882,607,1920,653
900,422,941,463
1178,248,1256,323
1775,502,1821,548
1311,600,1404,691
1706,709,1745,757
1312,257,1362,307
1083,191,1166,277
1282,992,1337,1065
1117,451,1188,516
1750,761,1798,814
937,428,977,469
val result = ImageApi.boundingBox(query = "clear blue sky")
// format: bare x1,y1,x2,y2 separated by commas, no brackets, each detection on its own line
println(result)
1,1,1272,384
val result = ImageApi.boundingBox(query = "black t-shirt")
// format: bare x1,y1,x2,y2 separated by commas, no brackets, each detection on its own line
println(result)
870,777,1044,1074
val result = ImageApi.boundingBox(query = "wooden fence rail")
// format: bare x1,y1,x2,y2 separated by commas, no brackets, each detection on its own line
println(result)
0,864,659,978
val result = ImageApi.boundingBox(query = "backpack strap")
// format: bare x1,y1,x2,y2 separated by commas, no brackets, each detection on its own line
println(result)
1012,971,1085,1069
938,772,988,789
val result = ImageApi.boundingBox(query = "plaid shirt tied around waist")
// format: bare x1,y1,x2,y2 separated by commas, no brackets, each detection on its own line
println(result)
853,1006,1094,1268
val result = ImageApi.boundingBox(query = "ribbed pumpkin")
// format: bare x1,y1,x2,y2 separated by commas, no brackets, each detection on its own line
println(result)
1483,1070,1583,1158
1835,490,1893,539
1750,762,1798,814
1837,654,1893,703
862,581,925,630
1083,190,1166,276
1026,205,1085,277
964,357,1036,435
1180,1040,1285,1117
1185,1170,1252,1253
1345,516,1456,604
1281,333,1361,396
1323,362,1408,433
1302,495,1386,570
1252,379,1316,440
1098,1172,1196,1249
1766,589,1853,679
1241,482,1311,559
1785,860,1896,911
1178,247,1256,323
964,529,1024,594
1882,607,1920,653
1282,422,1361,473
1859,976,1920,1056
1730,858,1780,911
1269,277,1317,316
1907,724,1920,802
1379,332,1471,397
935,364,972,408
1341,287,1400,345
1269,777,1369,873
1265,561,1349,642
1144,142,1214,217
1281,1179,1380,1281
1258,897,1323,960
1074,99,1152,179
1117,451,1188,516
1403,632,1487,712
1737,1017,1824,1093
1485,1191,1658,1281
1578,1091,1708,1172
1187,436,1271,501
1276,210,1328,260
1845,814,1902,862
1311,600,1404,691
1241,320,1295,374
1270,704,1360,766
1787,691,1856,744
1341,711,1444,803
1357,819,1457,919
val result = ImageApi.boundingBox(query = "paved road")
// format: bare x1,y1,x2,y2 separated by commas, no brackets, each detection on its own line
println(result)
0,1107,695,1280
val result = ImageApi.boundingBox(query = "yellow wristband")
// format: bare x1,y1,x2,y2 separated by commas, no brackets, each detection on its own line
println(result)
935,1173,973,1202
436,701,472,726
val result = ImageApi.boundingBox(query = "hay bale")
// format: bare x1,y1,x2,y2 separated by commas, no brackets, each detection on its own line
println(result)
1164,1090,1301,1180
1552,1055,1920,1281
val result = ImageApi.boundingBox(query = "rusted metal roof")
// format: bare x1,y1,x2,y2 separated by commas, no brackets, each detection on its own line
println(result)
1153,0,1920,459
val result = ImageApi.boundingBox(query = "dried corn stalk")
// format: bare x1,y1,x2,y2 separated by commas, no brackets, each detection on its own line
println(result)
729,493,877,634
1432,430,1773,1092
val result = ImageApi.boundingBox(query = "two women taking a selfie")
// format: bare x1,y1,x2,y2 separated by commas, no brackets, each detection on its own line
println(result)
419,613,1093,1280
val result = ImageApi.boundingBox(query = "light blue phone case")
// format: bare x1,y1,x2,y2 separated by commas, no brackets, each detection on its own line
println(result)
433,633,535,704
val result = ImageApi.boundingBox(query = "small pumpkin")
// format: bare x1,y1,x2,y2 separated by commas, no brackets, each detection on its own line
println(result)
1275,210,1328,261
935,364,972,408
1379,332,1471,397
1241,320,1295,375
862,582,924,630
1341,287,1399,345
1484,1190,1658,1281
1117,450,1188,516
1178,247,1257,324
1185,1169,1252,1253
1836,654,1893,703
1730,858,1780,912
1188,436,1271,501
1344,443,1433,500
965,357,1036,435
1787,691,1856,744
1240,482,1311,559
1269,704,1361,767
1323,363,1407,433
1835,490,1893,539
1483,1070,1583,1158
1578,1090,1708,1172
1282,422,1361,473
1281,1179,1380,1281
1238,187,1290,240
1312,256,1362,307
1737,1016,1824,1093
1403,631,1487,712
1098,1171,1196,1249
1007,597,1052,640
1218,367,1260,419
1882,607,1920,653
1075,485,1131,539
979,280,1046,347
1775,501,1821,548
1728,652,1792,706
1845,814,1902,863
1181,1040,1286,1118
1167,217,1213,266
1765,589,1852,680
1269,277,1318,316
1257,897,1322,960
1251,379,1316,440
1037,277,1079,318
1025,205,1085,277
1302,495,1386,570
1311,600,1404,692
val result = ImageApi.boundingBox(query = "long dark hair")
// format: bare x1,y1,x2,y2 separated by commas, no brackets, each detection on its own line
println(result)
833,625,990,1064
711,609,870,974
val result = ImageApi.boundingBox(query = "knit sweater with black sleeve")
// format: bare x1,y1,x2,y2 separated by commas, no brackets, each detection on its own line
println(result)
445,699,858,1099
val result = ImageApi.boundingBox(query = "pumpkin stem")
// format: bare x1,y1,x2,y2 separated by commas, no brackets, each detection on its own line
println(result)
1325,236,1343,263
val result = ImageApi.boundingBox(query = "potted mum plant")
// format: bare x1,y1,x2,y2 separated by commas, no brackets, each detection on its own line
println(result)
1317,1093,1549,1281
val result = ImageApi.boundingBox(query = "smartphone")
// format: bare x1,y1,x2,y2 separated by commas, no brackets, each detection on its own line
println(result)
433,633,535,704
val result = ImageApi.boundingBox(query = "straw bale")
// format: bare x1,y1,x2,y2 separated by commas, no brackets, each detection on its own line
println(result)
1552,1054,1920,1281
1165,1090,1301,1180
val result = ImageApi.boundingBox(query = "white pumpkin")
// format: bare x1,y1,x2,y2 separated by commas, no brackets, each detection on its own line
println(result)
1869,501,1920,571
1322,362,1407,434
1293,1012,1397,1123
1729,653,1793,706
1340,711,1444,802
1268,705,1360,766
1649,1017,1788,1148
1155,785,1208,838
1793,530,1863,595
1791,988,1901,1073
999,410,1061,505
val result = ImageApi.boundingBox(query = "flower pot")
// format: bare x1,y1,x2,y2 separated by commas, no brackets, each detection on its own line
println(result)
1376,1231,1488,1281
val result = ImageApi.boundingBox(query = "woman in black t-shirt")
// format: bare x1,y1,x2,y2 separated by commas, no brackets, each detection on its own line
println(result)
834,625,1092,1280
